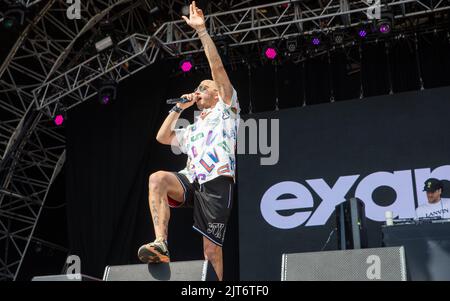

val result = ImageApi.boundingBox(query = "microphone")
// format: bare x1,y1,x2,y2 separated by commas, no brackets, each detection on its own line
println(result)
166,97,190,104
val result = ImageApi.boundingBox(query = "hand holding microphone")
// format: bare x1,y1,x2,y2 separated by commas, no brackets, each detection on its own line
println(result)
167,93,196,110
166,97,190,104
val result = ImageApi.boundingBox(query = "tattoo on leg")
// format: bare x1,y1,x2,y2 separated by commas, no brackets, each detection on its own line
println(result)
160,200,169,237
162,220,168,237
163,215,168,233
151,199,159,226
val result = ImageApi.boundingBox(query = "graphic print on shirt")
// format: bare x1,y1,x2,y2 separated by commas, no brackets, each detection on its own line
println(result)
175,88,240,184
191,146,198,158
206,130,217,146
425,208,449,218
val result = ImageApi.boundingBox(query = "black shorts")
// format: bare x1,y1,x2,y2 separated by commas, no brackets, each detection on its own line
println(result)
168,173,234,246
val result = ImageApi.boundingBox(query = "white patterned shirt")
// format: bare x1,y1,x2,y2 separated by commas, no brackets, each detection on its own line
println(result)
174,89,240,184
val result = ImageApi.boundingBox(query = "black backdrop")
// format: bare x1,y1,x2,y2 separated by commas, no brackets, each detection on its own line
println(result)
60,34,450,280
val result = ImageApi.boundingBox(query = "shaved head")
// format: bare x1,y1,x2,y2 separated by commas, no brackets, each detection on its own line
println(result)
194,79,220,110
201,80,218,91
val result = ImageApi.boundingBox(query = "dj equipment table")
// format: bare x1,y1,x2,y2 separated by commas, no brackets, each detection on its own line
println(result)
382,219,450,280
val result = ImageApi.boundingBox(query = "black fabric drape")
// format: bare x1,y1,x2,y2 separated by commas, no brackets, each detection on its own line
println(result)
66,63,170,277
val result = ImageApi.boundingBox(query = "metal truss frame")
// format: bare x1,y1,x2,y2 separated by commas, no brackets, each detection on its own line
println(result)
156,0,450,50
1,0,449,281
0,0,163,281
1,0,44,8
33,0,450,111
33,33,161,115
20,0,45,8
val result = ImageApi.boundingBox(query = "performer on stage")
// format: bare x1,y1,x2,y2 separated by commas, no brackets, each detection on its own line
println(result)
416,178,450,219
138,1,240,280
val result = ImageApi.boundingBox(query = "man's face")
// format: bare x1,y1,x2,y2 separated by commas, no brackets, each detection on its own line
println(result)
426,189,442,203
194,80,218,110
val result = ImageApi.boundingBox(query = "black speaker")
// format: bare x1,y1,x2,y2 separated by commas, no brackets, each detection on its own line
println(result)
281,247,407,281
336,197,368,249
103,260,218,281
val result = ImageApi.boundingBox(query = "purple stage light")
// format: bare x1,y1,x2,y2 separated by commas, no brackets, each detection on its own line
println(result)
379,23,391,34
180,60,193,72
101,95,110,105
312,37,320,45
264,47,277,60
54,115,64,126
359,29,367,37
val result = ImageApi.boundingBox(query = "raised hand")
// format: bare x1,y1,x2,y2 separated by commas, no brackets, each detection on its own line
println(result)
181,1,206,31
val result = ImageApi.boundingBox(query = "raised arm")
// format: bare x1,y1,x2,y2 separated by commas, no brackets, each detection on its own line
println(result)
182,1,233,105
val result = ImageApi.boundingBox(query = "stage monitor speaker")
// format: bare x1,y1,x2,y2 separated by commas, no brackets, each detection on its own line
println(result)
281,247,407,281
32,274,101,281
103,260,218,281
336,197,368,249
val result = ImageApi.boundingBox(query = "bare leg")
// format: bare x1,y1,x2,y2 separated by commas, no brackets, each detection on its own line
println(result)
203,237,223,281
148,171,184,241
158,194,170,240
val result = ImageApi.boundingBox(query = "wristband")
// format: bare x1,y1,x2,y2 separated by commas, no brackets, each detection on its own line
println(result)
169,105,183,114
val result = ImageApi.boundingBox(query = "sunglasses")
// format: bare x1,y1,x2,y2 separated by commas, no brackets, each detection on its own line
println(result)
195,85,209,93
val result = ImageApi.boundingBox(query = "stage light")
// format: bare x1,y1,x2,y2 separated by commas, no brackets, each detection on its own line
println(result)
286,38,297,52
264,47,277,60
149,6,160,15
358,29,367,38
94,20,116,53
98,80,117,105
377,7,393,35
146,6,161,29
2,7,25,30
100,95,111,105
312,37,321,45
378,22,391,34
180,59,193,72
3,17,15,29
95,36,114,52
333,32,344,44
54,115,64,126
